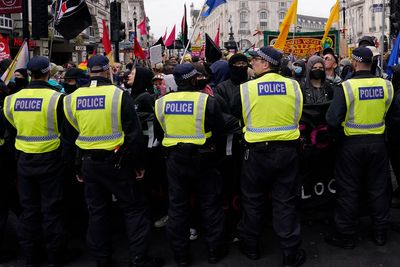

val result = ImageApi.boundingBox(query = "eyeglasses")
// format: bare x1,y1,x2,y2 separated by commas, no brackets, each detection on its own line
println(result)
233,62,248,67
323,56,335,62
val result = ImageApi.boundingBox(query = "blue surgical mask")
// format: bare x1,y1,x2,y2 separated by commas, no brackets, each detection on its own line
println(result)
294,66,303,75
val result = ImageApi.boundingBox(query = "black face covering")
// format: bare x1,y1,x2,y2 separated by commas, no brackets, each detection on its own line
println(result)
63,83,77,94
310,69,325,80
14,77,28,89
230,66,248,85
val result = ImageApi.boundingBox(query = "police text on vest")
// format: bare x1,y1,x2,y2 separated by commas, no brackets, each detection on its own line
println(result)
14,98,43,111
76,96,106,110
164,101,194,115
258,82,287,96
358,87,384,100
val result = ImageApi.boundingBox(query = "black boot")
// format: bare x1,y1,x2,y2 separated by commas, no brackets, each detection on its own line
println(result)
282,249,306,267
208,245,229,264
131,255,164,267
238,239,260,260
373,230,387,246
324,233,355,249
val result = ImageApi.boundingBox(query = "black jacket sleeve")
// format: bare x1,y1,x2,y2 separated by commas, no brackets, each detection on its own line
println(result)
121,91,146,169
325,85,346,138
386,91,400,143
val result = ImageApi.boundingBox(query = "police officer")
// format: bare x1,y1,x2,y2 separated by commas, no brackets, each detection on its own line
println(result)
155,63,228,266
62,55,163,267
325,47,394,248
237,46,306,267
3,56,66,267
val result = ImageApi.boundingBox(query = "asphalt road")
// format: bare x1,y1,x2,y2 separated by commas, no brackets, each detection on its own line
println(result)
1,207,400,267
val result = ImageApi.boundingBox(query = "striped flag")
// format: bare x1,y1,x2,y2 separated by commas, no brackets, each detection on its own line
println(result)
1,40,29,85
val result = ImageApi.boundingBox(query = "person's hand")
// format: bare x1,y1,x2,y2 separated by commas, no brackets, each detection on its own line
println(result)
76,174,84,183
135,169,145,181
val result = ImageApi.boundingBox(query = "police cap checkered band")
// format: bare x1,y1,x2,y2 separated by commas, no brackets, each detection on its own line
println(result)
352,54,363,62
90,63,110,72
257,50,279,66
41,64,51,74
182,69,198,79
88,55,110,73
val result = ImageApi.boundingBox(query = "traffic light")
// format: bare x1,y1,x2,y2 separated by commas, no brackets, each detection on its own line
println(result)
390,0,400,37
32,0,53,39
110,2,125,42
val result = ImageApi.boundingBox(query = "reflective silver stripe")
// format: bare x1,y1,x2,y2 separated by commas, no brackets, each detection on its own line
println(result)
47,92,62,135
77,132,123,142
64,95,79,130
196,93,207,136
156,98,166,132
385,80,394,110
4,95,14,123
292,80,301,125
165,134,205,139
226,134,233,156
345,121,385,129
16,134,59,142
142,121,155,148
111,88,121,134
241,83,252,127
343,81,355,122
246,125,298,133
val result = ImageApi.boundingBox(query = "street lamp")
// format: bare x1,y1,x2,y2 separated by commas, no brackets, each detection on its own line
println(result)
133,7,137,39
224,17,238,52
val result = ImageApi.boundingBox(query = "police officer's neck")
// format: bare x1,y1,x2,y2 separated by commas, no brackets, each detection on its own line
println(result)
255,69,276,78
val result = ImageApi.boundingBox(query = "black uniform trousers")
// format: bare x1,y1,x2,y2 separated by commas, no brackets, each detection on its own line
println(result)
237,142,302,250
17,150,65,255
165,144,225,256
388,143,400,187
81,153,151,261
334,137,391,235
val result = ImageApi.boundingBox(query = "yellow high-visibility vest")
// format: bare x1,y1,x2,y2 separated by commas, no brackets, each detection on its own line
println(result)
240,72,303,142
155,91,211,147
342,78,393,136
64,84,124,150
3,88,62,153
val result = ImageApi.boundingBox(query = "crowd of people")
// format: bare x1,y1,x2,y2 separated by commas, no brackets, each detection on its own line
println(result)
0,34,400,267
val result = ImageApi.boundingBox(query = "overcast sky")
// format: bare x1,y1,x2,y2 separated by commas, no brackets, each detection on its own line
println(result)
145,0,337,38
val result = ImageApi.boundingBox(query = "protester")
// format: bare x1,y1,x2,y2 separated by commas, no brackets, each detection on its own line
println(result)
292,59,306,88
126,67,154,113
62,67,88,94
12,68,29,93
323,48,341,87
302,55,334,104
339,58,352,81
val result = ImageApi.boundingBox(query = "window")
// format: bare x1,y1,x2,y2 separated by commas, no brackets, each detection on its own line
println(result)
371,8,375,28
260,1,267,9
260,21,268,31
240,11,248,30
260,11,268,20
239,1,247,9
279,12,285,20
279,1,286,8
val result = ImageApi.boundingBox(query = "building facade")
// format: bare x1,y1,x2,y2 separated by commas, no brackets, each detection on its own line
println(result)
341,0,390,49
6,0,146,65
190,0,328,51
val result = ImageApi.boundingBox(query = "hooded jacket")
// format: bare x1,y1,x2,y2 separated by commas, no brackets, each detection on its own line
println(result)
302,55,334,105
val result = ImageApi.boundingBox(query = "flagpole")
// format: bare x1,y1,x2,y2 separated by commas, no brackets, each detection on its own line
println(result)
180,0,207,64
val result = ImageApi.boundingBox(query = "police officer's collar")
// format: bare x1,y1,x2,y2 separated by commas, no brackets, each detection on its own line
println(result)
26,80,54,90
255,69,279,79
87,76,113,86
352,70,376,79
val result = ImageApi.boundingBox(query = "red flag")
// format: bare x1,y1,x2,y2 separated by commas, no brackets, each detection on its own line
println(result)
134,36,146,60
162,27,167,42
165,25,176,47
102,19,112,55
137,17,148,35
214,25,220,48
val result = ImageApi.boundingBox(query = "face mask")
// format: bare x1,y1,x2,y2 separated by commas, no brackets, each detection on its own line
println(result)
293,66,303,76
230,65,248,84
310,69,325,80
14,77,27,88
63,83,77,94
153,87,161,95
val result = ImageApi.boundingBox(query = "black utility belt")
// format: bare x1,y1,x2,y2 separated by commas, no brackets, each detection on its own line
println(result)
247,140,298,148
82,149,114,160
167,143,216,153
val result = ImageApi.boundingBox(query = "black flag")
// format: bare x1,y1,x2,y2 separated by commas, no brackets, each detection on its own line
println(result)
152,37,165,47
205,33,221,63
54,0,92,40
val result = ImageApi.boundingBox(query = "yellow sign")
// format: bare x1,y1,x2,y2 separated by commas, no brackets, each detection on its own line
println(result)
270,37,334,57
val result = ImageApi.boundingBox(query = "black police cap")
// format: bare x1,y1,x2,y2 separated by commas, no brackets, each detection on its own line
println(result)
27,56,51,74
173,63,201,80
352,47,373,63
248,46,282,67
87,55,110,73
